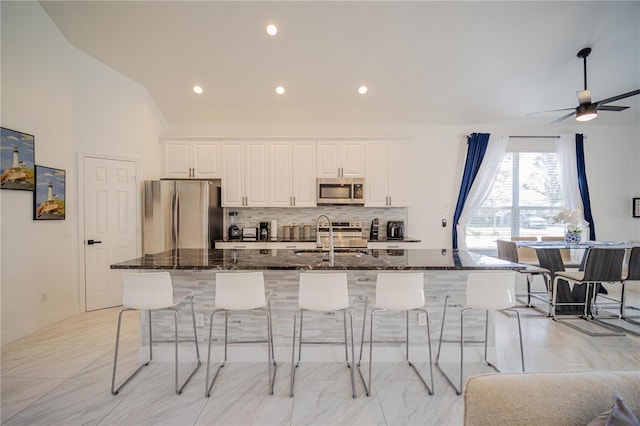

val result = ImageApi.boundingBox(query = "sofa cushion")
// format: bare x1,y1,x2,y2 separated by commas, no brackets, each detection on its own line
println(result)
464,371,640,426
587,392,640,426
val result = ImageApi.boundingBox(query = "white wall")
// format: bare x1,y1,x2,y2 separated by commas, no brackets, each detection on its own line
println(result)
167,122,640,247
0,2,166,344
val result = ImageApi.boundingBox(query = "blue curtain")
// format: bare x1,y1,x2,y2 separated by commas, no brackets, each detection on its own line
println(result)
576,133,596,241
452,133,490,249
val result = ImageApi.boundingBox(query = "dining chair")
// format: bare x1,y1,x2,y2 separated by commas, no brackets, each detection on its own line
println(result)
496,239,551,315
510,236,539,265
112,272,201,395
357,272,434,397
621,246,640,326
540,236,573,263
435,271,525,395
551,247,626,336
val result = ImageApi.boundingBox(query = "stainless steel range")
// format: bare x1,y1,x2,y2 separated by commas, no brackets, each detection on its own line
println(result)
316,220,367,248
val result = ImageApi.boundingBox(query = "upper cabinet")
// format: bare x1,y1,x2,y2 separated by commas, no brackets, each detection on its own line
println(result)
221,140,269,207
365,141,410,207
316,140,365,178
163,141,220,179
269,140,316,207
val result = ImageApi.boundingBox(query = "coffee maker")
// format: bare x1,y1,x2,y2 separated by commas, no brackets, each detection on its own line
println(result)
386,221,404,240
259,221,270,241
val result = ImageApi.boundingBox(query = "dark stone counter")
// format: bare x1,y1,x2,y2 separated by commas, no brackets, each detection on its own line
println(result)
110,248,523,271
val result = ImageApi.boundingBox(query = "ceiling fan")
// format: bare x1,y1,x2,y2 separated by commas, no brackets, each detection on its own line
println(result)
531,47,640,123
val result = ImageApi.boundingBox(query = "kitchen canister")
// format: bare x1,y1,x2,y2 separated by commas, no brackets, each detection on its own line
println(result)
292,225,300,241
283,225,291,241
270,219,278,240
303,224,311,241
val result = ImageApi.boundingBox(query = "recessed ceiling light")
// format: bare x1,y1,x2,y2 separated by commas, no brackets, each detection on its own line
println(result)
266,24,278,36
275,86,285,95
358,86,368,95
193,85,203,94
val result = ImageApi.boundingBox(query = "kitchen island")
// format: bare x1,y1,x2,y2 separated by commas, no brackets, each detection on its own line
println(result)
111,248,525,362
111,247,522,271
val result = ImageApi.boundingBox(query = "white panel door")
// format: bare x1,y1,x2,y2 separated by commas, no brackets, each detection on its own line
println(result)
269,141,293,207
84,157,137,311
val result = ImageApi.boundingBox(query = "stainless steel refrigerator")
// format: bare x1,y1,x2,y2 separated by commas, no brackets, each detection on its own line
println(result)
143,179,223,254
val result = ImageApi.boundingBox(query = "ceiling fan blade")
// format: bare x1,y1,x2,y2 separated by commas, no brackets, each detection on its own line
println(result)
551,111,576,124
598,105,629,112
577,90,591,105
595,89,640,105
527,107,575,115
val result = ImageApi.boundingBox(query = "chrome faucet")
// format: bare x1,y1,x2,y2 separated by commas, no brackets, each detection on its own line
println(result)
316,214,334,265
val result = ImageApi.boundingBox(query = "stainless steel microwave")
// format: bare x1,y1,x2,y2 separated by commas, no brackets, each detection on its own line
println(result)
316,178,364,205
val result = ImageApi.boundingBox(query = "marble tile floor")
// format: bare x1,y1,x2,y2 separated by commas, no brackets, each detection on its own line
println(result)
2,302,639,426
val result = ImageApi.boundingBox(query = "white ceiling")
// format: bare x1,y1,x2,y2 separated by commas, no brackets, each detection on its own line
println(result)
40,1,640,126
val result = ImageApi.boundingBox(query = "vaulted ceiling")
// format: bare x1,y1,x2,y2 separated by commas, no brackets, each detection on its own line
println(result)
40,1,640,126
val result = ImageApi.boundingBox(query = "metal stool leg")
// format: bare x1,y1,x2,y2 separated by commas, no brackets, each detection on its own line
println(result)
205,310,224,397
289,310,300,397
111,308,151,395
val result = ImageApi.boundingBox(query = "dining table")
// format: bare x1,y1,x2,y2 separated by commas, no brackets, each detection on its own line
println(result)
516,240,636,315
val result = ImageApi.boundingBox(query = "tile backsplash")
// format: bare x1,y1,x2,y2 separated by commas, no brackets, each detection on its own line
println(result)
223,206,408,239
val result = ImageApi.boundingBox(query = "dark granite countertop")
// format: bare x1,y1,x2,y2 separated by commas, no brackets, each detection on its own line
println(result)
110,248,524,271
215,237,421,243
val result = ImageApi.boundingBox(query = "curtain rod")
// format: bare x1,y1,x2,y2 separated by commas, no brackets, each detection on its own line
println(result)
464,134,586,139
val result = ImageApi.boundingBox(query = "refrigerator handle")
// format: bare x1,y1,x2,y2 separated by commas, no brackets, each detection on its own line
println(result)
171,183,179,250
201,181,210,247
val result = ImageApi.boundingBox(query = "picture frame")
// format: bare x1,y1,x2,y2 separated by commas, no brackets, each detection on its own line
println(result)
33,165,65,220
634,198,640,218
1,127,35,191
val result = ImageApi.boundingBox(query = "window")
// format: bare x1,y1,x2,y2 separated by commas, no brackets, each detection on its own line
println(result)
466,140,569,252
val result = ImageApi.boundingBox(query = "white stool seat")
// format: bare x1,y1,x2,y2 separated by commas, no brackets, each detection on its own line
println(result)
112,272,201,395
436,271,525,395
290,273,356,398
206,272,276,397
357,272,434,396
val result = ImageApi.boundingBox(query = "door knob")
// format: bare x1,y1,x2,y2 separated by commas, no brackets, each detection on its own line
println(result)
87,239,102,245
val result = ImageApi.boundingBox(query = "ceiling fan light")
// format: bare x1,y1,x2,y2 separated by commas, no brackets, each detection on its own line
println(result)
576,104,597,122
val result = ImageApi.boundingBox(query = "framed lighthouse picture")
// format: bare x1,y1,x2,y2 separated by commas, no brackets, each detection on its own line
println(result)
33,165,65,220
1,127,35,191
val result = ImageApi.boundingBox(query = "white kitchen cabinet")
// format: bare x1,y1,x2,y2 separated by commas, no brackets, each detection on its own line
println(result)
163,141,220,178
269,140,316,207
316,140,365,178
365,141,410,207
221,140,269,207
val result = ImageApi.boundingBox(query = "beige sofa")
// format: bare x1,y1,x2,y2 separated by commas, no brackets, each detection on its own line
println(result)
464,371,640,426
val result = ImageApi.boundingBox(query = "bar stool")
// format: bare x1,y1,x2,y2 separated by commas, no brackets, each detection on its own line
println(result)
357,272,434,397
435,271,524,395
289,272,356,398
621,246,640,327
111,272,201,395
206,271,276,397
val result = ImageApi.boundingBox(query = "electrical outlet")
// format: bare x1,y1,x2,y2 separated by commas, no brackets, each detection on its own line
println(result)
196,313,204,327
41,292,47,302
417,312,427,326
